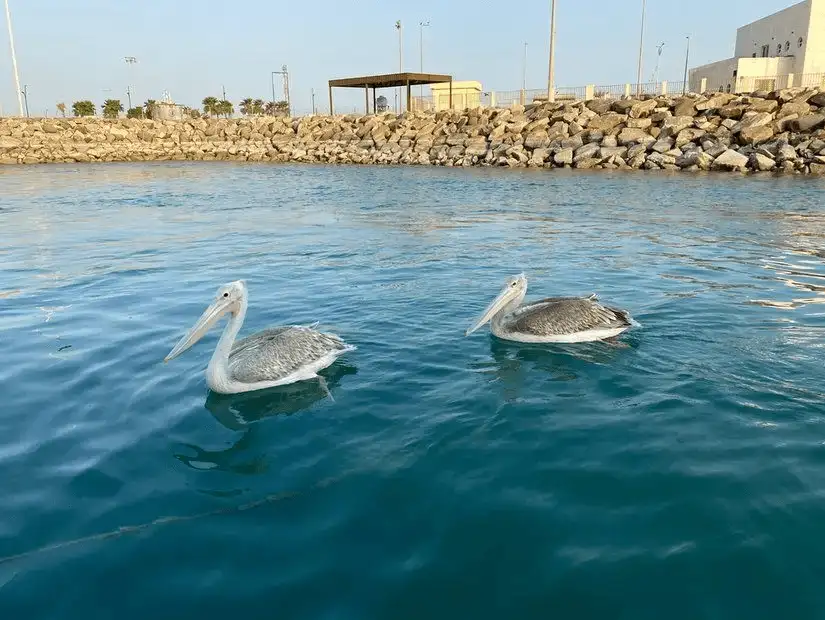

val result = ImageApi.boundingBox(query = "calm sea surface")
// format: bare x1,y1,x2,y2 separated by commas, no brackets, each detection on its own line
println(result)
1,163,825,619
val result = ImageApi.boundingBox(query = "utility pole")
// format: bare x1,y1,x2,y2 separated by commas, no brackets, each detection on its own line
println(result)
547,0,556,103
311,88,316,115
124,56,137,109
21,83,28,117
395,20,403,112
4,0,23,116
270,66,290,115
522,41,528,104
636,0,646,96
282,64,290,116
419,20,430,102
683,36,691,94
222,85,226,100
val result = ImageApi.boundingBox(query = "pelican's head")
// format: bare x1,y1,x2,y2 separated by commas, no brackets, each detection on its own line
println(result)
465,273,527,336
164,280,247,362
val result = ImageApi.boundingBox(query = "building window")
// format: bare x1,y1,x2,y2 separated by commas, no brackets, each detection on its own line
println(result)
761,44,769,57
798,37,804,48
785,41,790,53
752,52,757,58
726,84,731,93
776,43,782,55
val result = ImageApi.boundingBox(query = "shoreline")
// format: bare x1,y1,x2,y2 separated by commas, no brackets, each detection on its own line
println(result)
2,88,825,175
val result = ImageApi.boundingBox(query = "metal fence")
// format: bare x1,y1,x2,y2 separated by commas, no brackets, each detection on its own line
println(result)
4,73,825,120
694,72,825,95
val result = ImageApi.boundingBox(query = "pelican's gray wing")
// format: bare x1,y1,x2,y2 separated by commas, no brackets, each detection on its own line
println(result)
228,325,350,384
509,296,632,336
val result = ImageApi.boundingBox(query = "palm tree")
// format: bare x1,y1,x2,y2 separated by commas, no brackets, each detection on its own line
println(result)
56,102,66,117
144,99,157,119
72,100,95,117
202,96,219,117
252,99,265,115
102,99,123,119
126,107,144,119
239,98,254,115
217,99,233,118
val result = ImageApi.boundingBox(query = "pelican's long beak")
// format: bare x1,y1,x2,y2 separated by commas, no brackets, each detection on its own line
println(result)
164,299,231,362
465,285,519,336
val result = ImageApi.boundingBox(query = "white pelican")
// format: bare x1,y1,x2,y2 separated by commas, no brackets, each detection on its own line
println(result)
164,280,355,395
465,273,638,343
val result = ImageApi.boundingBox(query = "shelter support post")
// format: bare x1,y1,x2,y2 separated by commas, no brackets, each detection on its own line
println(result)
328,85,333,115
406,80,411,113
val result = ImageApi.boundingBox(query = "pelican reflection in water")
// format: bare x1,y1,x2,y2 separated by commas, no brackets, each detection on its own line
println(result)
164,280,355,395
465,273,639,343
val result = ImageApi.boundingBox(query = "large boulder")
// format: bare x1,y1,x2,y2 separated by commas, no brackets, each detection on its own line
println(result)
711,149,749,171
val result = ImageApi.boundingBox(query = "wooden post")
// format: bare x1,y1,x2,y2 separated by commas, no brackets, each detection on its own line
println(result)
373,88,377,114
406,80,411,113
365,84,369,114
328,84,334,115
449,81,453,110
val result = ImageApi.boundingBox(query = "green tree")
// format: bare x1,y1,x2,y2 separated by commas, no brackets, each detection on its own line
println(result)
144,99,157,119
102,99,124,119
126,107,145,119
72,100,95,117
217,99,233,118
239,98,254,116
56,102,66,117
202,96,219,117
252,99,264,115
265,100,289,117
182,106,201,119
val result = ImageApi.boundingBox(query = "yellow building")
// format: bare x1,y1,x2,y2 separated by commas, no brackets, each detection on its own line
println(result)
413,81,482,112
690,0,825,93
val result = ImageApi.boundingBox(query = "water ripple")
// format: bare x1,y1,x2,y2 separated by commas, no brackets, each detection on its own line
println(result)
2,163,825,619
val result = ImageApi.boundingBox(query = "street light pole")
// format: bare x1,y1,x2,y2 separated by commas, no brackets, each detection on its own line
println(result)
636,0,646,96
419,20,430,102
4,0,23,116
124,56,137,109
547,0,556,103
395,20,403,113
21,83,28,117
522,41,528,104
683,36,691,95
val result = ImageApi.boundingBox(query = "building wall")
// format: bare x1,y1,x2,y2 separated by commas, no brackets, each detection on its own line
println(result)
430,81,482,111
689,58,738,92
689,57,796,92
734,0,811,60
803,0,825,74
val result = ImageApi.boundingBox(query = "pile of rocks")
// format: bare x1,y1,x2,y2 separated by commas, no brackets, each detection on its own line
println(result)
2,87,825,173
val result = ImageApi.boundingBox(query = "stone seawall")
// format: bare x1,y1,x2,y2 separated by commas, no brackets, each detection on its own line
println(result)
3,88,825,174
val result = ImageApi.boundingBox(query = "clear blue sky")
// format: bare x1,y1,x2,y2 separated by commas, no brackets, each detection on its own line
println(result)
0,0,800,116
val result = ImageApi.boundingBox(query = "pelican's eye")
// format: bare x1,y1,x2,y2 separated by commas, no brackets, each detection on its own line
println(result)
223,292,229,298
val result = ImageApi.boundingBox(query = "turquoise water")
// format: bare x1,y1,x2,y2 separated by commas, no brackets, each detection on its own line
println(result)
2,163,825,618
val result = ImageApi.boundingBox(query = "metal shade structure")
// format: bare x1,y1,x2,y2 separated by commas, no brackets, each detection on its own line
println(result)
328,72,453,114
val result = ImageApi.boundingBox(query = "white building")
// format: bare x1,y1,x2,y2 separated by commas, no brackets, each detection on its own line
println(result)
689,0,825,93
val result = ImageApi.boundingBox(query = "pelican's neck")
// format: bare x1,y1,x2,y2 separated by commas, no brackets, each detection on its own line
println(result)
491,287,526,332
206,293,248,391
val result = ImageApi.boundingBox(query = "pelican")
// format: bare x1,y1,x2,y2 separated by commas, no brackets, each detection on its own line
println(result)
465,273,639,343
164,280,355,395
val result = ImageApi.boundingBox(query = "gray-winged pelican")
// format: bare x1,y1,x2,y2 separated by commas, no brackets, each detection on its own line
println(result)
164,280,355,395
465,273,638,343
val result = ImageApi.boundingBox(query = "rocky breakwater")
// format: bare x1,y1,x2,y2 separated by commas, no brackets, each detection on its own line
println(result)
3,87,825,173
